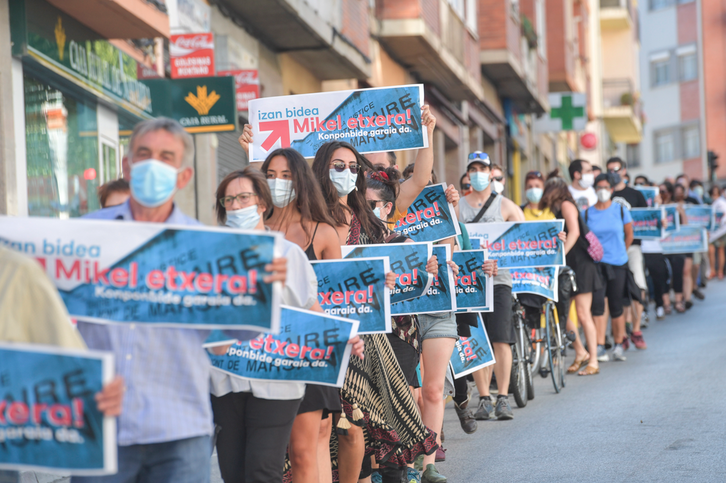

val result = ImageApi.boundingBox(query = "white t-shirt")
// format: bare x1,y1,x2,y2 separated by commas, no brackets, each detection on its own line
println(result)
569,185,598,211
210,238,318,400
712,196,726,225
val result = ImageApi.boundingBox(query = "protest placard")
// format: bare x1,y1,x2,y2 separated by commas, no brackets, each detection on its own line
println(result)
661,226,709,254
341,243,433,303
208,306,358,387
469,237,483,250
248,85,427,161
0,343,116,475
710,222,726,244
684,206,715,231
449,316,495,378
715,211,725,229
0,217,283,332
393,184,460,243
634,186,659,207
311,258,391,334
391,245,457,315
511,267,559,301
451,250,493,312
630,207,666,239
465,221,565,268
664,205,680,233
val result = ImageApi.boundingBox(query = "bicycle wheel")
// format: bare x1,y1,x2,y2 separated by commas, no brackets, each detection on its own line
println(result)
546,302,564,393
522,322,535,400
509,313,528,407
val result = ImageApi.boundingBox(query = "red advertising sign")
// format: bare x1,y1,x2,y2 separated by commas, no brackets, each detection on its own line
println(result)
217,69,260,111
170,33,215,79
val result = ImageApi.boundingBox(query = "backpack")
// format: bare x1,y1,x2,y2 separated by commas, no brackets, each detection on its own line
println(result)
582,204,624,263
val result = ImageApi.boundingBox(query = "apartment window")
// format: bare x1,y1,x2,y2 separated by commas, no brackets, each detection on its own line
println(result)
626,144,641,168
654,130,676,164
465,0,477,34
650,52,671,86
650,0,671,9
677,45,698,81
682,125,700,159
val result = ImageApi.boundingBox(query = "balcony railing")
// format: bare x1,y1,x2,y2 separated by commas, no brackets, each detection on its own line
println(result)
603,78,640,116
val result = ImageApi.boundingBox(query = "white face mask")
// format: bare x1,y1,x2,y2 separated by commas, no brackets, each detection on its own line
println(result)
580,173,595,189
330,169,357,196
267,179,296,208
492,180,505,194
225,205,261,230
597,189,611,203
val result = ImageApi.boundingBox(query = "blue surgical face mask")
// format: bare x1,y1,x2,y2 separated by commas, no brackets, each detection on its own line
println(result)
526,187,543,204
130,159,180,208
469,171,490,192
267,179,296,208
330,169,357,196
225,205,261,230
373,207,383,220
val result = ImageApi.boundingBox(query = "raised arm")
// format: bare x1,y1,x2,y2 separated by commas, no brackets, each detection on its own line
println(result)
395,106,436,214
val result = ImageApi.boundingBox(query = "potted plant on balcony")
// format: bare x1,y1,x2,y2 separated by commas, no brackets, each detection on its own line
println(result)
521,15,538,49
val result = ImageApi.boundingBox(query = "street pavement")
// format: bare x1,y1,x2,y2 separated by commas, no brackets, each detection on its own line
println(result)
22,280,726,483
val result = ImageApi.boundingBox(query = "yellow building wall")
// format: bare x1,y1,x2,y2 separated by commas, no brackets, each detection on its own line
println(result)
279,54,322,95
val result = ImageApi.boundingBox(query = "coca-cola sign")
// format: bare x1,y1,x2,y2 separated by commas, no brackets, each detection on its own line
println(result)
218,69,260,111
170,33,215,79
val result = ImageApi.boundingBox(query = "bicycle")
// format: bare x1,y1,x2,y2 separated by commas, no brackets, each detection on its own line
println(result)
509,296,533,407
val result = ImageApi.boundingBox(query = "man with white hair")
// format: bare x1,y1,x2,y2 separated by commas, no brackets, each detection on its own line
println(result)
73,118,287,483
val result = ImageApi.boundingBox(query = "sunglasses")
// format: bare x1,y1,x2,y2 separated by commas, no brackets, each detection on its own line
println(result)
526,171,543,180
462,183,471,190
492,176,504,182
608,167,621,173
220,192,257,207
331,161,360,174
368,200,385,210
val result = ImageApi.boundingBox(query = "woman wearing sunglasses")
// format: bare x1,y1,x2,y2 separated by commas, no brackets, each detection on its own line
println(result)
210,167,364,483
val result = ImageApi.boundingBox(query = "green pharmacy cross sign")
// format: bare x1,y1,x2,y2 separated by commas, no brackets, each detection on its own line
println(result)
534,92,587,133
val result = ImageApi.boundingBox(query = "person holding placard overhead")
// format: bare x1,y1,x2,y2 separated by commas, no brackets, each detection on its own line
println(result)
459,151,525,422
74,118,292,483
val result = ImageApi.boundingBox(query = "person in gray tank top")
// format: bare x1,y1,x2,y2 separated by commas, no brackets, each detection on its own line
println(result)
458,152,525,422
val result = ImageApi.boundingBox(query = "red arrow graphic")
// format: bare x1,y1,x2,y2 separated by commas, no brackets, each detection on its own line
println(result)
259,120,290,151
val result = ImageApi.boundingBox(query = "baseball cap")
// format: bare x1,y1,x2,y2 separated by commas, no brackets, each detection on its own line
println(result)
467,151,491,169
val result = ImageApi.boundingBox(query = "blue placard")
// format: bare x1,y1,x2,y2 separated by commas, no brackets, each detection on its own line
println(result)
715,211,725,230
449,316,495,378
661,226,709,254
311,258,391,334
630,207,665,239
0,217,284,333
664,205,680,233
0,344,115,475
393,184,461,243
465,221,565,268
634,186,659,207
341,243,433,303
469,237,483,250
511,267,559,301
249,85,426,161
391,245,457,315
208,306,358,387
451,250,493,312
684,206,715,231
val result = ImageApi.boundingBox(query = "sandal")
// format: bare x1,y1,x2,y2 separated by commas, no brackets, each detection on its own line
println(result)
675,302,686,313
567,356,589,373
578,365,600,376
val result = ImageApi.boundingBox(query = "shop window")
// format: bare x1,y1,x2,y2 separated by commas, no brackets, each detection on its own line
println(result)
24,74,100,218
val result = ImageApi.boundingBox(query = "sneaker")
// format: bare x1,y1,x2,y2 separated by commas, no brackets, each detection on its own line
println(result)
454,399,478,434
494,396,513,420
621,337,630,351
407,467,422,483
612,344,627,361
371,469,382,483
685,300,693,310
656,306,665,320
421,464,447,483
597,345,610,362
414,454,424,472
435,446,446,462
631,331,647,350
693,288,705,300
474,396,494,420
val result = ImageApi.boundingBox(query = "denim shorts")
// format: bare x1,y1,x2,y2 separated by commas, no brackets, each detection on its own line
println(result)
418,312,459,341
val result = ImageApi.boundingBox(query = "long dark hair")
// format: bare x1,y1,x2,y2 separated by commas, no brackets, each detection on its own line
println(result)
312,141,386,243
261,148,334,241
367,167,401,222
539,176,576,214
215,167,272,225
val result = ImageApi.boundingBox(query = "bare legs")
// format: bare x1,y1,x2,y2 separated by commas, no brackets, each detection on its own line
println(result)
289,410,323,483
472,342,512,400
336,418,365,483
574,293,599,370
420,337,457,467
318,416,333,483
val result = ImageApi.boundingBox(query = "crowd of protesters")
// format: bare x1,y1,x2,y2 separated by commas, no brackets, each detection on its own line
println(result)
2,112,725,483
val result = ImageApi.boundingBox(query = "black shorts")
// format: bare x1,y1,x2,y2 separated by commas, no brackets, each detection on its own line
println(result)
591,263,628,318
387,333,420,387
297,384,341,418
481,285,515,344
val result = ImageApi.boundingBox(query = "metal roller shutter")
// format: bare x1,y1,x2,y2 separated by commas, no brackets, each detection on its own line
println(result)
216,131,248,185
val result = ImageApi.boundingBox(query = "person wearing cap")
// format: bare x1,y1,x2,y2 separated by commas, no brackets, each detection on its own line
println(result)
568,159,597,211
607,157,648,350
585,173,634,363
458,151,525,422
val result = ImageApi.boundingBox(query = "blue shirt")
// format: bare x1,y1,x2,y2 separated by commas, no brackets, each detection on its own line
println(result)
585,203,633,266
79,200,258,446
